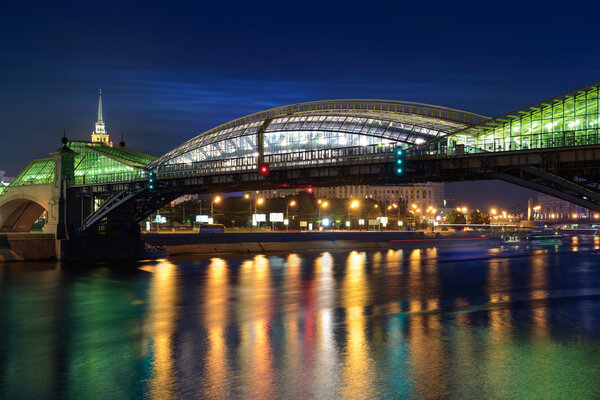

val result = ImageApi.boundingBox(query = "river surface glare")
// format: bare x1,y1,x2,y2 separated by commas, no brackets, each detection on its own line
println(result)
2,239,600,399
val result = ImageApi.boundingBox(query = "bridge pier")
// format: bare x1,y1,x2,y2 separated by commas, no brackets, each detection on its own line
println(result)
51,141,146,261
55,226,146,261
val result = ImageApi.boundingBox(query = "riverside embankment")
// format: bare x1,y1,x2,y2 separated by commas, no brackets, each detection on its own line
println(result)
0,231,494,261
143,231,492,256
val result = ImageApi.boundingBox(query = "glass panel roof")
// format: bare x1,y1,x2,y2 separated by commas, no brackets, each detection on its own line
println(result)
149,100,485,169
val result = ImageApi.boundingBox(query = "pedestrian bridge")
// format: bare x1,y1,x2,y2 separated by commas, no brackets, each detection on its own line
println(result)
2,81,600,237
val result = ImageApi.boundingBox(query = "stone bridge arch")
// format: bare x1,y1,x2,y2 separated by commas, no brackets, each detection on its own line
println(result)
0,185,54,233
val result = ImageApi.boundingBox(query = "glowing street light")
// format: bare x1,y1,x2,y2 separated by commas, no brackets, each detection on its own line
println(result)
286,200,296,230
211,195,221,221
348,200,360,224
254,197,265,226
318,200,328,222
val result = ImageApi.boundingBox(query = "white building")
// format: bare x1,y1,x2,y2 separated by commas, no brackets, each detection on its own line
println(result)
255,183,445,209
538,193,593,219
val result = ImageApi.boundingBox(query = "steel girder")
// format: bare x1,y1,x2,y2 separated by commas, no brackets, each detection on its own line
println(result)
492,166,600,212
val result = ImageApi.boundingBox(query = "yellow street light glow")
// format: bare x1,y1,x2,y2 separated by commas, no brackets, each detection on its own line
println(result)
289,201,296,207
351,200,359,208
257,198,264,205
322,201,329,208
374,204,379,208
461,207,467,213
412,203,417,209
318,199,322,204
491,208,497,215
392,203,398,208
214,196,221,203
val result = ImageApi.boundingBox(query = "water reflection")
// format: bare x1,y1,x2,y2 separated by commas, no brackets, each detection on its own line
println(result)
201,258,230,399
341,251,376,399
145,261,179,400
2,245,600,399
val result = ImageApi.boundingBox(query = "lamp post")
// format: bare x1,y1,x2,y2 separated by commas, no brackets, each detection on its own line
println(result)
286,200,296,231
211,196,221,223
253,197,264,230
349,200,359,230
244,193,252,231
318,200,328,228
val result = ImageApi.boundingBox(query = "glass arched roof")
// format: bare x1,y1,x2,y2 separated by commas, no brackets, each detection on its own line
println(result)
148,99,487,169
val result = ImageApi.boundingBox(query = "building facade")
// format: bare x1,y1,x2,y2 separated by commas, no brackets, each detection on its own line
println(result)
255,182,444,209
538,193,593,219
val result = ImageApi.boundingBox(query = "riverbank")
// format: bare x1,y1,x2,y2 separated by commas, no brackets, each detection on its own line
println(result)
0,231,493,262
143,231,491,256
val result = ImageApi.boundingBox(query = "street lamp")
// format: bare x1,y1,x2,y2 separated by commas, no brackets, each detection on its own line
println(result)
348,200,359,229
211,196,221,223
286,200,296,231
318,200,328,226
252,197,264,230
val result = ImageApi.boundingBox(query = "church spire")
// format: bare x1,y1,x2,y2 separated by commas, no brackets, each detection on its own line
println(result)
91,89,112,146
98,89,103,122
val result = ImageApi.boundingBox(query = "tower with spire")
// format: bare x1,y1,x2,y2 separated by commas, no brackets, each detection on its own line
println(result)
91,89,113,147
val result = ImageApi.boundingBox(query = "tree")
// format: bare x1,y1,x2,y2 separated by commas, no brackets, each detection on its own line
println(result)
468,209,490,224
445,210,466,224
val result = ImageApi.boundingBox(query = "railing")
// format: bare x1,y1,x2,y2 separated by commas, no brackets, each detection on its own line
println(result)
156,156,258,178
264,143,397,168
155,143,399,179
73,170,148,186
407,131,600,158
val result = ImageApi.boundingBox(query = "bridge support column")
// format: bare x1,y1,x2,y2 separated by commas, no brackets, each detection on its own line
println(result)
56,225,146,261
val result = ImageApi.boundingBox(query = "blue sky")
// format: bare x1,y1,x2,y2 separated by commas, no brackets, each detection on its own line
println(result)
2,0,599,208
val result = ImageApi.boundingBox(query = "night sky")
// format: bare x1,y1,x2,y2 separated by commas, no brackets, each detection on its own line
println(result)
2,1,599,209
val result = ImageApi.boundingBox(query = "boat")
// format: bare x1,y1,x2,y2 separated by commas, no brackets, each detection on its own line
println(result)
557,228,598,236
502,235,528,244
527,232,564,246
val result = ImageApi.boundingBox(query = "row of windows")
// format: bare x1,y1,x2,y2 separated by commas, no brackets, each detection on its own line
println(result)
457,86,600,153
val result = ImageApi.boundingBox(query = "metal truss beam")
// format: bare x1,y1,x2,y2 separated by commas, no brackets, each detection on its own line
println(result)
493,166,600,212
79,188,146,233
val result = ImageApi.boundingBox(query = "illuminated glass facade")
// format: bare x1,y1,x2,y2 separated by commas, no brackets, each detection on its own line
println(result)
69,142,154,185
5,142,155,188
150,100,484,170
427,83,600,155
10,158,55,186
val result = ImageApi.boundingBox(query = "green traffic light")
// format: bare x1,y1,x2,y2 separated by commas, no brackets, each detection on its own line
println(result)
397,168,403,174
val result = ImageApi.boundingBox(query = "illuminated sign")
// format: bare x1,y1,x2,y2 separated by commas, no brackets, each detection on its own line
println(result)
269,213,284,222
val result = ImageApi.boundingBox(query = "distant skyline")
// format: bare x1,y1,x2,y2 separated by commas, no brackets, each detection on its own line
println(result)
2,1,599,208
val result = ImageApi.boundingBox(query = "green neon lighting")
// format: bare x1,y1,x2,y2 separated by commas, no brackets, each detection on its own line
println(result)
432,83,600,155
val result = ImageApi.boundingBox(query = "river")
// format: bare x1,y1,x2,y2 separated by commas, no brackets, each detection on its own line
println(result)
1,237,600,399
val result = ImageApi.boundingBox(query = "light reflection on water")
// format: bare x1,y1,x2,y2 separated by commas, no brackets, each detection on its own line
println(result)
2,243,600,399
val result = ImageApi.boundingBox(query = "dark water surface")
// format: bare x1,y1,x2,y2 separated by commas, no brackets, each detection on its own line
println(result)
2,238,600,399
